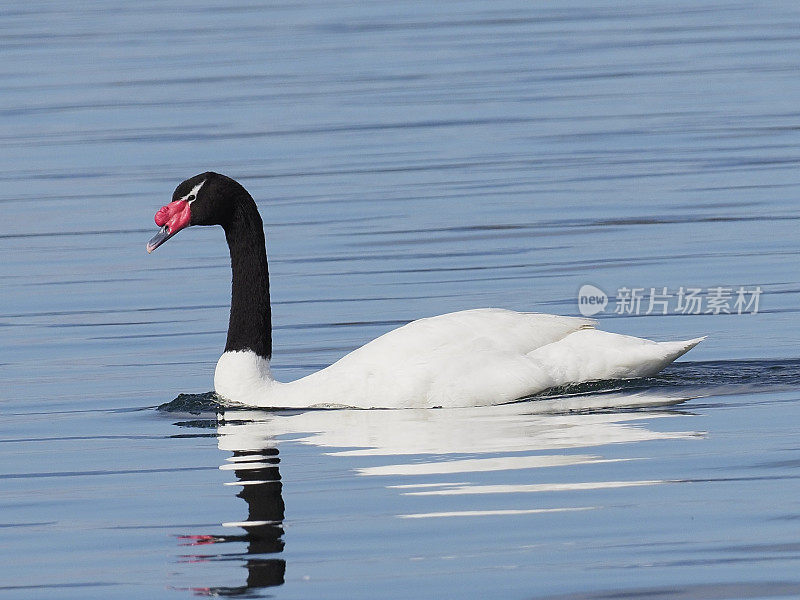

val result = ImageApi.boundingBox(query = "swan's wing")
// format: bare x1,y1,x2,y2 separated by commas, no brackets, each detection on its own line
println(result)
424,330,704,408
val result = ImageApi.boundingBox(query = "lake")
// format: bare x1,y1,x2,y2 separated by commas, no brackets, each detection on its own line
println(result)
2,1,800,598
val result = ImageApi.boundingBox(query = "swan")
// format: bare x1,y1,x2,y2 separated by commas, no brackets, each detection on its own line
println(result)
147,172,703,409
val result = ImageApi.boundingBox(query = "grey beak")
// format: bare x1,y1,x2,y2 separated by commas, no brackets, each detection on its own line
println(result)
146,225,173,253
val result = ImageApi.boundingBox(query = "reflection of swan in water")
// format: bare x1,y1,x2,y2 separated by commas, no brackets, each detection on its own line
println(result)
184,391,700,594
217,391,699,458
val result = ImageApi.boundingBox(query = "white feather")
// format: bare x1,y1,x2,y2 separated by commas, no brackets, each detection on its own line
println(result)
213,308,703,409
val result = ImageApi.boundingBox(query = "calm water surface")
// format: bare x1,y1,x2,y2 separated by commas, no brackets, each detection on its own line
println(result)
2,1,800,598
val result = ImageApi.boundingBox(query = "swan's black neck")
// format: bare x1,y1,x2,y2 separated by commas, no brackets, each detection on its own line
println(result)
222,192,272,360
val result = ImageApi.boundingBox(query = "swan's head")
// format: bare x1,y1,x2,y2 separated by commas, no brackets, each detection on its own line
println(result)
146,172,249,253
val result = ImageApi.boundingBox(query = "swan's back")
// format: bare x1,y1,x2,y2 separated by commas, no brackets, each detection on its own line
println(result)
338,309,596,367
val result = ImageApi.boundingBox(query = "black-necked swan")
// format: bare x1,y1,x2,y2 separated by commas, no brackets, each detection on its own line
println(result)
147,172,703,409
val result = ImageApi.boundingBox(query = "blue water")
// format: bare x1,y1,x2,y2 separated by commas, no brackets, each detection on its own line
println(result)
2,1,800,598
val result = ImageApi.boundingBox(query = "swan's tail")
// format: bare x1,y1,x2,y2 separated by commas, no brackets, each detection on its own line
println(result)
527,330,705,387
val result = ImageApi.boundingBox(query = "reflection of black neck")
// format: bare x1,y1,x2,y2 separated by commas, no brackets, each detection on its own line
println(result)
233,448,285,553
233,448,286,589
222,195,272,360
197,446,286,596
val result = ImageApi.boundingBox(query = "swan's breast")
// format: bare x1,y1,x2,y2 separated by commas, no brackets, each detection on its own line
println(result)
214,350,275,404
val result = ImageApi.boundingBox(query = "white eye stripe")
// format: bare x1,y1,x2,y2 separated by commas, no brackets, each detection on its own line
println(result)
183,179,206,204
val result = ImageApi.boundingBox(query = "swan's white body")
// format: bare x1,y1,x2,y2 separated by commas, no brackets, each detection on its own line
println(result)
214,308,703,409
